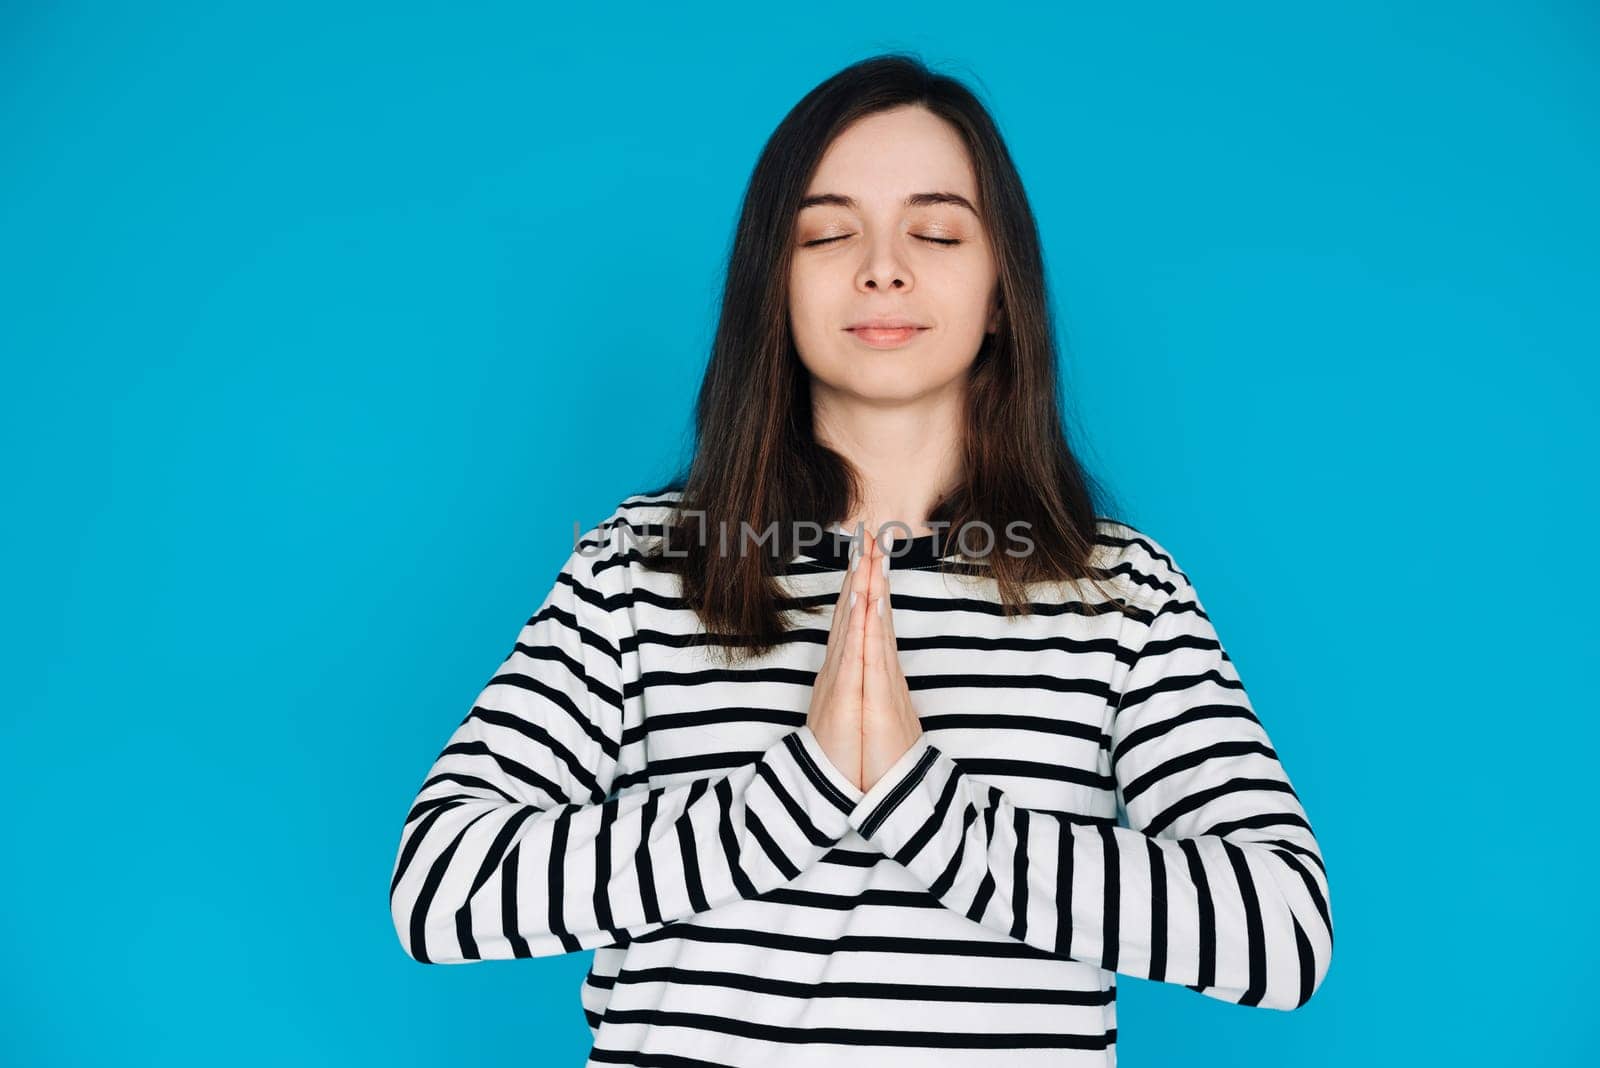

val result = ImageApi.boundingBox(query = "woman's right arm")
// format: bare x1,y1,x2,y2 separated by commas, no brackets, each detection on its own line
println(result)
388,521,862,964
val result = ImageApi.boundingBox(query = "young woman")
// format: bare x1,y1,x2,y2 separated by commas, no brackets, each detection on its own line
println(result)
390,53,1333,1066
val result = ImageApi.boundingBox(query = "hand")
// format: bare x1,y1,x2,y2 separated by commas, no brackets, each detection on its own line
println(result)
859,528,923,793
805,528,873,791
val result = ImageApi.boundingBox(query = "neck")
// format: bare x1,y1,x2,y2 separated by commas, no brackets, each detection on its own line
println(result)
811,378,964,538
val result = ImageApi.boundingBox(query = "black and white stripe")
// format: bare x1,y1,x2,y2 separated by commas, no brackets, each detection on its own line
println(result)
390,490,1333,1065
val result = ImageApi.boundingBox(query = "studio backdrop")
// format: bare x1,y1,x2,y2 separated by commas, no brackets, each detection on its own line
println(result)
3,3,1596,1066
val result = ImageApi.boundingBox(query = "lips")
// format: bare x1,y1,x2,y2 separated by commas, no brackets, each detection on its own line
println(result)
847,317,923,330
847,325,927,349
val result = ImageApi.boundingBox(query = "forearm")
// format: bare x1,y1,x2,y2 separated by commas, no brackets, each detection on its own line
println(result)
391,723,860,963
847,735,1333,1009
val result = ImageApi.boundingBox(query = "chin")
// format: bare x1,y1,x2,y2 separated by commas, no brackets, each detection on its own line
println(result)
804,346,971,398
854,368,965,403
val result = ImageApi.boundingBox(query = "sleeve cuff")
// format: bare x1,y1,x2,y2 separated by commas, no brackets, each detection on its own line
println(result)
754,726,861,850
765,730,949,858
794,723,865,806
846,733,940,839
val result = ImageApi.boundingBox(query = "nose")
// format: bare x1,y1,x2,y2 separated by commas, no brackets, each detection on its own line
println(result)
854,236,911,292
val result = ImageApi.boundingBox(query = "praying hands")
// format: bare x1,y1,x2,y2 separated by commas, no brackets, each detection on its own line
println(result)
805,527,923,792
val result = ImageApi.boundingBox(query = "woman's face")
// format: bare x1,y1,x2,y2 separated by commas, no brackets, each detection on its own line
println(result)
788,104,1001,404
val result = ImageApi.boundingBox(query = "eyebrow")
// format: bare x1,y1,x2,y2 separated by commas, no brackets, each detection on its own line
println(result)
797,191,980,216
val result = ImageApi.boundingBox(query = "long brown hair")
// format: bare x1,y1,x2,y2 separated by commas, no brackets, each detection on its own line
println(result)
639,52,1133,659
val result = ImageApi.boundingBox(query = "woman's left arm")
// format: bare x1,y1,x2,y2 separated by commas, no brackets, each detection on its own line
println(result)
851,570,1335,1011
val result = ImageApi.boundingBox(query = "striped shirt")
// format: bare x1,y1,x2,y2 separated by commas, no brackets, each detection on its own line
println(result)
389,490,1333,1066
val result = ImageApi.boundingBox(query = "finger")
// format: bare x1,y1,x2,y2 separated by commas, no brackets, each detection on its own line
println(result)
825,534,866,649
852,526,874,597
858,528,879,648
877,542,901,664
863,530,889,699
864,521,884,605
837,549,867,701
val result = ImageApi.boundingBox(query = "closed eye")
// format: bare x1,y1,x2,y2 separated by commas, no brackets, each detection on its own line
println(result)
801,235,962,248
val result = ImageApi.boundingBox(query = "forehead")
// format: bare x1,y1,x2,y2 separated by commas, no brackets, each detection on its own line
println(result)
804,106,978,204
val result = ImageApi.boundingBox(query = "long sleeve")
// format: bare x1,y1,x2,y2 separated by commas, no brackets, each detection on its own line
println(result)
844,562,1334,1010
388,525,864,964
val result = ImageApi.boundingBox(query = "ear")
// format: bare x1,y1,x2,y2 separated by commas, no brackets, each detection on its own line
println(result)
986,291,1003,334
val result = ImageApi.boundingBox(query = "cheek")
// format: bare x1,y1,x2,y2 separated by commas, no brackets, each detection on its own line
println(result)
931,275,997,334
786,267,834,337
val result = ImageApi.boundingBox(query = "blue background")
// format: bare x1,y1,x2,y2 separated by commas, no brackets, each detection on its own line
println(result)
4,2,1596,1064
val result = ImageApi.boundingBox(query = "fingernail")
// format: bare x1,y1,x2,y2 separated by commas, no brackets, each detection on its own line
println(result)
850,553,858,572
881,553,889,576
849,591,857,609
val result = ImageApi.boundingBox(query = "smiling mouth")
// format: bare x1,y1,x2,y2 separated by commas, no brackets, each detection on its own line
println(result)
846,326,929,348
